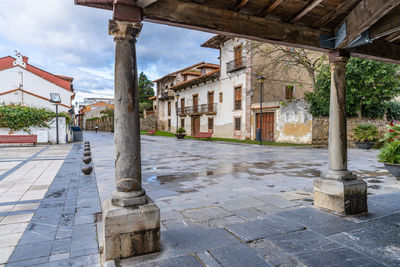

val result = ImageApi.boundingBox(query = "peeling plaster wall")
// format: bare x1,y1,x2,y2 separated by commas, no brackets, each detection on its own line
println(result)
275,100,312,144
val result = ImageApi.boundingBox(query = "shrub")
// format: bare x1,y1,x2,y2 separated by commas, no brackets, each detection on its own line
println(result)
353,124,379,142
0,104,71,132
378,141,400,164
87,117,101,122
387,102,400,122
176,127,186,134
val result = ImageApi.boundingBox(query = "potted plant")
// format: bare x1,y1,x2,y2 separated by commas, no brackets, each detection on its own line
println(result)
175,127,186,139
353,123,379,150
377,124,400,179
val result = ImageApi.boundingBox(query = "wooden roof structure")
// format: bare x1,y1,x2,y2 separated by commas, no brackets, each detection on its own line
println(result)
75,0,400,64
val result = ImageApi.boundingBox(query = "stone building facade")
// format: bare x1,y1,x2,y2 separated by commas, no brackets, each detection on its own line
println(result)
153,35,323,144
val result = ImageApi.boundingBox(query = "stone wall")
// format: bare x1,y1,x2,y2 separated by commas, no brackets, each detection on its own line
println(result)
312,116,389,146
85,113,156,132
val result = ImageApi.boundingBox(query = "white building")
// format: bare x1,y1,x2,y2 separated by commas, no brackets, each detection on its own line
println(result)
154,35,317,144
0,53,75,112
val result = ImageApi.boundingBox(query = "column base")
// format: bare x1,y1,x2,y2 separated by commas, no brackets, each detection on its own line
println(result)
112,189,147,207
321,169,356,180
314,178,368,215
103,196,161,261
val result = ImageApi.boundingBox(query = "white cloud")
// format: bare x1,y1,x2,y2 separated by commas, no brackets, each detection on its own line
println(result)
0,0,219,103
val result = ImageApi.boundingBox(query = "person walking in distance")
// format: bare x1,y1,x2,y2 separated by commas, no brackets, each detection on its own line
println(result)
95,124,99,133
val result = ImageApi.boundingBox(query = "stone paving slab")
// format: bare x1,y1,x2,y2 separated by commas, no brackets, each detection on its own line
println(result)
208,243,273,267
225,214,305,242
5,144,102,266
87,132,400,266
275,207,360,236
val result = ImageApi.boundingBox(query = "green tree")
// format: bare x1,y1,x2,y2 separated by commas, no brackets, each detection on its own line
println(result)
138,72,155,104
305,58,400,118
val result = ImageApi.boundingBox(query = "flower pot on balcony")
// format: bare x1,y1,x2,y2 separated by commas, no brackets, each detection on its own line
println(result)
175,133,186,139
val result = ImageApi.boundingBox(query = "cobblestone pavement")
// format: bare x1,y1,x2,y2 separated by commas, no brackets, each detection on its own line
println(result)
88,131,400,266
0,144,101,267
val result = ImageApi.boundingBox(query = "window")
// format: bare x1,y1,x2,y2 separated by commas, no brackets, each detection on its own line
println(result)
208,117,214,131
235,117,241,131
285,85,294,100
181,118,185,128
184,75,187,81
168,119,171,131
234,45,243,68
168,101,171,116
154,105,157,111
201,68,206,75
219,92,223,103
234,87,242,110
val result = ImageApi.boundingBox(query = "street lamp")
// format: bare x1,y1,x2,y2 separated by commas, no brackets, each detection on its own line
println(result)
257,75,266,146
175,92,180,132
50,93,61,144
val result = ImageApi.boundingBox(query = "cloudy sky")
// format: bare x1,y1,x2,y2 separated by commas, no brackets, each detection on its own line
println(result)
0,0,219,104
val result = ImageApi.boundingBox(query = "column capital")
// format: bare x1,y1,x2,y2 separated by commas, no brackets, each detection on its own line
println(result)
109,20,142,40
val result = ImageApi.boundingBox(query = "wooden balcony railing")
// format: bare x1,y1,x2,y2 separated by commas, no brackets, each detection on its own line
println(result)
227,57,246,73
177,103,217,115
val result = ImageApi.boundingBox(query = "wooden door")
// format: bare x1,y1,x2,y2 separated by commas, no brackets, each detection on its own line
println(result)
192,116,200,136
208,92,214,112
193,94,198,113
256,112,274,142
234,87,242,110
234,45,242,68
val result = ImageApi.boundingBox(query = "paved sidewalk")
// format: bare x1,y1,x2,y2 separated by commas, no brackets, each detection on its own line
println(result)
0,144,101,266
87,131,400,266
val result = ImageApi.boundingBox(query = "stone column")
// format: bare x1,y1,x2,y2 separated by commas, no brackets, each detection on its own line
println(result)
103,20,160,261
110,19,146,207
314,53,368,215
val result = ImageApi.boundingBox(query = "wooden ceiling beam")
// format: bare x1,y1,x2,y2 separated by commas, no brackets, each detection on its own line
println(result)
230,0,249,11
336,0,400,48
259,0,284,17
312,0,359,28
351,40,400,64
386,31,400,42
290,0,324,23
135,0,158,8
369,8,400,40
143,0,329,50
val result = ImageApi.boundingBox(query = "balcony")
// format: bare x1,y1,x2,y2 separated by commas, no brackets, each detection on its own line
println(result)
226,57,246,73
178,103,217,116
159,91,175,101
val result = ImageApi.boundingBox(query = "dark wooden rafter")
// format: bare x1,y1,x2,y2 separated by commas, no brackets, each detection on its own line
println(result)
143,0,329,50
74,0,400,64
312,0,359,28
259,0,284,17
369,7,400,40
289,0,324,23
386,31,400,42
336,0,400,48
230,0,249,11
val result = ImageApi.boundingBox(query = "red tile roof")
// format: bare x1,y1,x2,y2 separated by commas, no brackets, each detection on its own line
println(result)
0,56,73,92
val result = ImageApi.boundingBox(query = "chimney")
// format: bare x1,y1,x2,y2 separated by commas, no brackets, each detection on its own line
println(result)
23,56,28,64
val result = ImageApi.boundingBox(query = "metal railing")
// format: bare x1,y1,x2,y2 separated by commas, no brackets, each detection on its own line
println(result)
226,57,246,73
177,103,217,115
159,91,175,100
234,100,242,110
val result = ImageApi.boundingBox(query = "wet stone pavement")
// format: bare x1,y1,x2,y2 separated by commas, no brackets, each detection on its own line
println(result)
87,131,400,266
3,144,101,266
